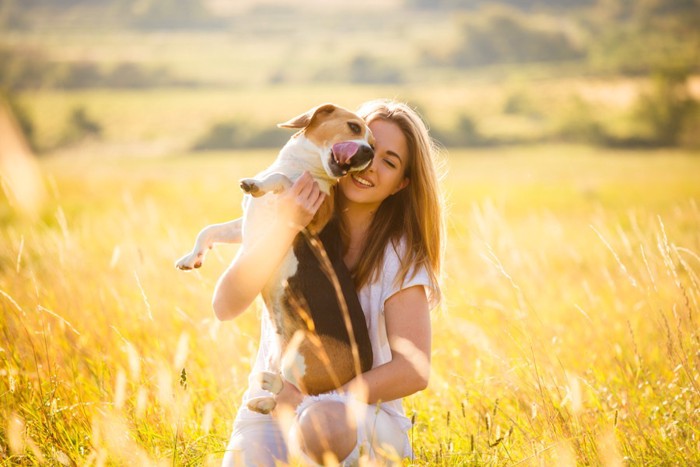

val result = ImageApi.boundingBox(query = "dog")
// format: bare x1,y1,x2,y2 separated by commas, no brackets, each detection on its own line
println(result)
176,103,375,413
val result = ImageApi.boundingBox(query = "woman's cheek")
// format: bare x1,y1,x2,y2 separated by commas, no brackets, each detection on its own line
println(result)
338,177,358,199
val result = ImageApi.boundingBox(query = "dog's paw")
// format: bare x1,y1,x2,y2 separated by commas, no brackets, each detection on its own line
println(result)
247,396,277,415
175,251,204,270
240,179,265,197
258,371,284,395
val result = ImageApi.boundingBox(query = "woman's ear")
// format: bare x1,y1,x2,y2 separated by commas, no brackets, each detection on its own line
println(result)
392,177,410,195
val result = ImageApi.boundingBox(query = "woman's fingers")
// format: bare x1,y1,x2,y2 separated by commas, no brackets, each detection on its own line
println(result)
271,379,304,416
305,182,327,215
305,179,320,204
275,172,326,229
294,172,321,209
291,171,313,196
311,190,326,213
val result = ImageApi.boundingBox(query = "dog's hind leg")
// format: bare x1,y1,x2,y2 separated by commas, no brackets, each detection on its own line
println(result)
245,371,284,414
175,218,243,270
240,172,293,197
246,396,277,415
259,371,285,394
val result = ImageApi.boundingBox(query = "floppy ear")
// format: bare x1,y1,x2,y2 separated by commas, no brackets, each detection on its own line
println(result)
277,103,337,129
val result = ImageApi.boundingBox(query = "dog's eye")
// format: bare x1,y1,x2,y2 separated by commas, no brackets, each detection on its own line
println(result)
347,122,361,135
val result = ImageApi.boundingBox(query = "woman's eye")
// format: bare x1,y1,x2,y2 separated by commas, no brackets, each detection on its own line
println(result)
347,122,361,134
384,159,396,168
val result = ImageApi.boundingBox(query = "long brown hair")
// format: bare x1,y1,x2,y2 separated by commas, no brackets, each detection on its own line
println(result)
337,99,445,303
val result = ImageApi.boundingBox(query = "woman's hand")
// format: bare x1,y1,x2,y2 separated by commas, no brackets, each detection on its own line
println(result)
272,380,304,416
274,171,326,232
212,172,325,321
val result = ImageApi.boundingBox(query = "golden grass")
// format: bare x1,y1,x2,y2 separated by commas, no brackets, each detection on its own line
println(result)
1,146,699,465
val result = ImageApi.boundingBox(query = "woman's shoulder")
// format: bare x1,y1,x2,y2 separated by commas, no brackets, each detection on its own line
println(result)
379,236,441,310
374,237,421,289
380,236,408,271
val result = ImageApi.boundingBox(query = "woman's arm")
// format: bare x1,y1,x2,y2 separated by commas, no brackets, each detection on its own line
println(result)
343,284,431,403
212,172,325,321
273,284,431,412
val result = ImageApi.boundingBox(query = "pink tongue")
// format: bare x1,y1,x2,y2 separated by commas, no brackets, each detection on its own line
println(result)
332,141,359,165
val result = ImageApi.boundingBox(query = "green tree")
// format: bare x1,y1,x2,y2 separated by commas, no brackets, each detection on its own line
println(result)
633,66,697,146
450,8,583,67
129,0,217,29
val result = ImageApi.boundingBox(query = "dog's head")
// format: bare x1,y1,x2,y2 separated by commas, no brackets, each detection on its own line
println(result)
278,103,375,179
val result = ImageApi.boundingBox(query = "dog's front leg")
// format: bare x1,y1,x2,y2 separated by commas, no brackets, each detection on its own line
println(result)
240,172,293,198
175,218,242,270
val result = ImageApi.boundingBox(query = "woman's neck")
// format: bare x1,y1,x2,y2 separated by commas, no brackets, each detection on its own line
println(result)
339,198,377,253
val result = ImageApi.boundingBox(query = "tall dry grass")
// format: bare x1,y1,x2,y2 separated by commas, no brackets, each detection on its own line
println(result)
1,146,699,465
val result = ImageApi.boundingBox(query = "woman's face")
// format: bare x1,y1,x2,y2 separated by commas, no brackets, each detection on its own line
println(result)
338,118,410,209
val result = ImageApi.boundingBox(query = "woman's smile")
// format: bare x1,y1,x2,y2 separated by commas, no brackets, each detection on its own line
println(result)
351,172,374,188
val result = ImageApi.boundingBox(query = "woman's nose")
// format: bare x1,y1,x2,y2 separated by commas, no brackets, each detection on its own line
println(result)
367,156,379,172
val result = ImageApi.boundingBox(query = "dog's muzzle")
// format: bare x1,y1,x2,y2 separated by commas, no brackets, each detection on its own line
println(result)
330,142,374,177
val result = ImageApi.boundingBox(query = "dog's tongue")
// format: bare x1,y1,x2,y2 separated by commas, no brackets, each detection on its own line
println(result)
332,141,359,165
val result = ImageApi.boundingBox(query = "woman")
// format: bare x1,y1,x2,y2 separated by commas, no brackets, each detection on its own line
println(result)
214,99,444,465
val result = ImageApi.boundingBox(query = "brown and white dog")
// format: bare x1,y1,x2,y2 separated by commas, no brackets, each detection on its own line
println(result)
176,104,375,413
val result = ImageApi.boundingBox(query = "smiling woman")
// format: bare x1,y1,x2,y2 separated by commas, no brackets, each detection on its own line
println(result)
218,99,445,466
336,100,444,298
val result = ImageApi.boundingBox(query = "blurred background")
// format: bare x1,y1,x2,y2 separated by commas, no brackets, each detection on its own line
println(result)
1,0,699,157
1,1,700,464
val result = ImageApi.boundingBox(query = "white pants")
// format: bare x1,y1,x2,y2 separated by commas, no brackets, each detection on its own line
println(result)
222,417,287,466
222,395,407,466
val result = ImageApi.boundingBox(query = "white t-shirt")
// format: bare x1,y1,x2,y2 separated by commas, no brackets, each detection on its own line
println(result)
233,237,440,455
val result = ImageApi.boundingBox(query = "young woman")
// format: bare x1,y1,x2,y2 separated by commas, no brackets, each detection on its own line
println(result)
214,99,445,465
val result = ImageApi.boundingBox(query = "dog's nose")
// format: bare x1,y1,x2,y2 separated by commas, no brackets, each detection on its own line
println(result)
355,145,374,165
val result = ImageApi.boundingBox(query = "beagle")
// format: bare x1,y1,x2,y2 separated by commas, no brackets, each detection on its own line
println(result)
176,104,375,413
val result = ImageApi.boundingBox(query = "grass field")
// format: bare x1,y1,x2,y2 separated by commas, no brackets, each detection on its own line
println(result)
1,145,699,465
19,76,655,155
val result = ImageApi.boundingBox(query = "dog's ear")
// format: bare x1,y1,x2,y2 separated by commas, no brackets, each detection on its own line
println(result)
277,103,337,129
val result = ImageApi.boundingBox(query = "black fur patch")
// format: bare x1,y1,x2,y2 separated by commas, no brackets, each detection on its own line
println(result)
283,217,373,373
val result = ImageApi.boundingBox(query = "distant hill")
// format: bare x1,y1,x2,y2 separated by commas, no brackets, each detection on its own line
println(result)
3,0,699,30
406,0,597,10
7,0,700,16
